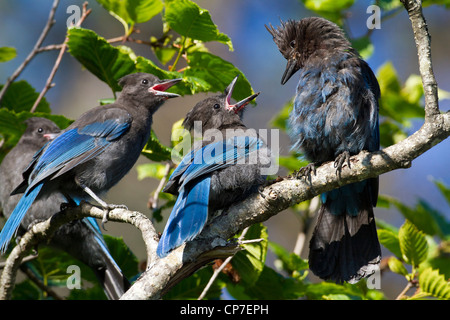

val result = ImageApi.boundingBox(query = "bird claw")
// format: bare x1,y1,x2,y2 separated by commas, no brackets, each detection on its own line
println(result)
100,203,128,230
334,151,351,174
294,163,317,180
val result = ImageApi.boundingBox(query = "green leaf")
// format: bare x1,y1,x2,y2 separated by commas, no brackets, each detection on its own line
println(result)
269,241,309,277
141,130,173,162
97,0,163,34
377,0,403,11
384,195,450,238
433,179,450,210
378,228,402,259
387,256,409,276
399,220,428,267
305,282,370,300
184,51,254,102
67,28,137,93
270,99,293,131
170,118,191,163
227,266,304,300
24,246,98,287
418,267,450,299
11,280,41,300
0,47,17,63
231,224,268,287
103,235,139,280
164,267,223,300
351,36,374,60
0,80,50,113
137,162,169,180
165,0,233,50
301,0,355,24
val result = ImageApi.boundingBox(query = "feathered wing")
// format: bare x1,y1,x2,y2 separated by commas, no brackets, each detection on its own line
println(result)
157,136,263,258
0,110,131,253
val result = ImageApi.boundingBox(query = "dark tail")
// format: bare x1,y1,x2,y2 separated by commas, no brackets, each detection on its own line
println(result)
308,180,381,283
82,217,130,299
94,249,131,300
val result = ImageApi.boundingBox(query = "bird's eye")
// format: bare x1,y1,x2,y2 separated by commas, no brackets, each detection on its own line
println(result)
213,104,220,110
289,40,295,48
37,127,44,134
141,79,149,85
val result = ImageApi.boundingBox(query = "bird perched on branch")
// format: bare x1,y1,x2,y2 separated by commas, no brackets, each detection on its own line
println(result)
266,17,381,283
0,73,182,254
157,76,270,258
0,117,129,299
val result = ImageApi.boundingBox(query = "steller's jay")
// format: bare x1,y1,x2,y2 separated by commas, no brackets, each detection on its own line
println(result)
0,117,130,299
0,73,181,254
266,17,381,283
157,76,270,258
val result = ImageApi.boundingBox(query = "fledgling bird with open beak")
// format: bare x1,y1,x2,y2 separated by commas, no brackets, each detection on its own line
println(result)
0,73,182,253
157,76,271,258
266,17,381,283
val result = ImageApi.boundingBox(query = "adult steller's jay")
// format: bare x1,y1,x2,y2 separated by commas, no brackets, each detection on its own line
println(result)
0,117,129,299
0,73,181,254
266,17,381,283
157,76,270,258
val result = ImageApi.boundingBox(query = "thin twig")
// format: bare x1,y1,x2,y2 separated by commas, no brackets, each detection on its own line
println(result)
37,35,154,53
149,162,172,211
198,227,250,300
19,265,64,300
30,2,92,113
0,0,60,104
395,281,415,300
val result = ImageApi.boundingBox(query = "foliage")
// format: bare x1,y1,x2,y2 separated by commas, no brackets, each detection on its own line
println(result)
0,0,449,300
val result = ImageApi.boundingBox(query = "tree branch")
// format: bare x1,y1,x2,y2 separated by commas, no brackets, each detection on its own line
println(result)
0,0,60,104
30,2,92,113
401,0,440,120
0,202,157,300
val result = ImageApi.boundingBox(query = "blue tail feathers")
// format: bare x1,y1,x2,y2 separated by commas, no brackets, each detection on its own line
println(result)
0,183,43,253
157,176,211,258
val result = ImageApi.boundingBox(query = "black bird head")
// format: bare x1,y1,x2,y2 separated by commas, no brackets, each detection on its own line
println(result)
265,17,354,85
22,117,61,146
183,75,260,133
118,72,182,109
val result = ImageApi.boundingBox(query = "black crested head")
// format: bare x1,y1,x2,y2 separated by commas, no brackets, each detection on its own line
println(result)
117,72,182,111
265,17,355,85
22,117,61,146
183,75,260,133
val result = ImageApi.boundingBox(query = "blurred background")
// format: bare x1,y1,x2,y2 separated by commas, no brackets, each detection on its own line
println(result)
0,0,449,299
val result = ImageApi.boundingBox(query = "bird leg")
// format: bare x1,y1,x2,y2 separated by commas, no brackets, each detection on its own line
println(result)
334,151,351,175
79,184,128,229
293,162,318,180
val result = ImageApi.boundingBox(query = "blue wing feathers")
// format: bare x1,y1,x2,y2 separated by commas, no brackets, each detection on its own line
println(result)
157,135,263,257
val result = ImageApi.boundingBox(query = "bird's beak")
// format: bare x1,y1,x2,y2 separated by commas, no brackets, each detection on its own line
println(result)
225,75,260,113
149,78,182,99
281,58,298,85
43,133,59,140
